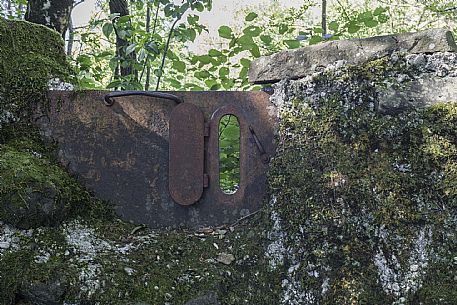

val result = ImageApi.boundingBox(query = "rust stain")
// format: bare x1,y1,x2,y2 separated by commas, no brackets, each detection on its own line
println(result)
36,90,277,228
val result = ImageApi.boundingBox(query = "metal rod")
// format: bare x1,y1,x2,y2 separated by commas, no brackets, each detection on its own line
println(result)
249,125,270,164
104,91,183,106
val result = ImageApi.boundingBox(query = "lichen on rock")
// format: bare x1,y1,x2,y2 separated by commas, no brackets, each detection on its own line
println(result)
267,50,457,304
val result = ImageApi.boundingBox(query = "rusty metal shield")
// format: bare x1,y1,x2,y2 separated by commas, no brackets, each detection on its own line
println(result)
34,91,277,229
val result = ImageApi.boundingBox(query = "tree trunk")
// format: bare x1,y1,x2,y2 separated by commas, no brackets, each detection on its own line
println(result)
109,0,135,79
322,0,327,36
144,5,151,91
67,15,74,55
25,0,74,38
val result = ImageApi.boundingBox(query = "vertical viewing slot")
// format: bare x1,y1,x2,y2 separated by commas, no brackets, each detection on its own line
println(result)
219,115,240,194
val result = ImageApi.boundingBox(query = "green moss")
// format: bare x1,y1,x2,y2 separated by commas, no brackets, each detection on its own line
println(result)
269,62,457,303
0,133,112,229
0,211,280,305
0,18,71,134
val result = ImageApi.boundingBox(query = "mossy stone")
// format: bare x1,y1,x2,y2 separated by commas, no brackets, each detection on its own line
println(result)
0,17,71,136
0,139,89,229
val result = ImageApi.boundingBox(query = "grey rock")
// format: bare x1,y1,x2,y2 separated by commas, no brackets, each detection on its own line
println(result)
249,29,457,84
1,183,67,229
216,252,235,265
184,291,220,305
378,76,457,114
20,280,66,305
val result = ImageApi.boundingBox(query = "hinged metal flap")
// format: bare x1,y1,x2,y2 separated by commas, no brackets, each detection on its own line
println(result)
169,103,205,205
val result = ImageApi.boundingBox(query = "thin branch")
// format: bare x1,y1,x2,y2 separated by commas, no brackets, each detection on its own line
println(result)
322,0,327,36
155,12,185,91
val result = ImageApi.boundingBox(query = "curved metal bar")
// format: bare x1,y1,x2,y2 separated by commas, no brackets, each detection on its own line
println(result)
104,91,184,106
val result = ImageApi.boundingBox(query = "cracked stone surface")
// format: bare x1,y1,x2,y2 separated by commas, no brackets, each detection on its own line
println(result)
248,28,457,84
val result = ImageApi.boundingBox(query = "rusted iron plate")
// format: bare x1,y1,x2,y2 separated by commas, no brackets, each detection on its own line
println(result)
169,103,204,206
34,91,277,229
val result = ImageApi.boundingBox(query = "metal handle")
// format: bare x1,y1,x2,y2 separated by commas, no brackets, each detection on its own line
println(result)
249,125,270,164
104,91,184,106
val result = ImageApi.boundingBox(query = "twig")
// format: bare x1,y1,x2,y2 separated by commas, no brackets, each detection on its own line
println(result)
229,209,261,228
155,12,185,91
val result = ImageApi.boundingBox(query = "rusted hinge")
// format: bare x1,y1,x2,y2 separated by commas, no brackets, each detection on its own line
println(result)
203,174,209,188
204,122,210,137
249,125,270,164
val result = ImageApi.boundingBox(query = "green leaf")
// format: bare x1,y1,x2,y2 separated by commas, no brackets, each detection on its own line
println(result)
284,40,301,49
245,12,258,21
164,4,174,17
169,79,181,88
373,7,387,16
102,23,113,39
240,58,251,68
209,49,223,57
328,21,339,31
145,42,159,54
218,26,233,39
117,15,130,24
238,35,255,49
308,35,323,45
195,70,211,79
137,48,146,62
187,14,199,25
187,29,197,42
358,11,373,22
109,57,118,72
205,79,217,88
125,44,136,56
154,69,163,77
198,55,212,64
364,19,378,28
250,44,261,58
210,84,221,90
279,24,288,34
221,78,235,90
260,35,272,44
194,2,204,12
107,80,122,89
219,67,230,77
172,60,186,73
239,67,248,79
347,23,361,34
377,14,389,23
243,25,261,37
77,55,91,67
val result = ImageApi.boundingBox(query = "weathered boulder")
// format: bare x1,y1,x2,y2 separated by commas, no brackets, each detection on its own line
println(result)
265,45,457,304
184,291,220,305
0,138,88,229
0,18,76,229
19,279,67,305
249,28,457,84
0,17,70,134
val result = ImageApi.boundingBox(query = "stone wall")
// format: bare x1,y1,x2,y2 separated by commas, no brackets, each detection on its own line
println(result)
254,29,457,304
0,19,456,305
